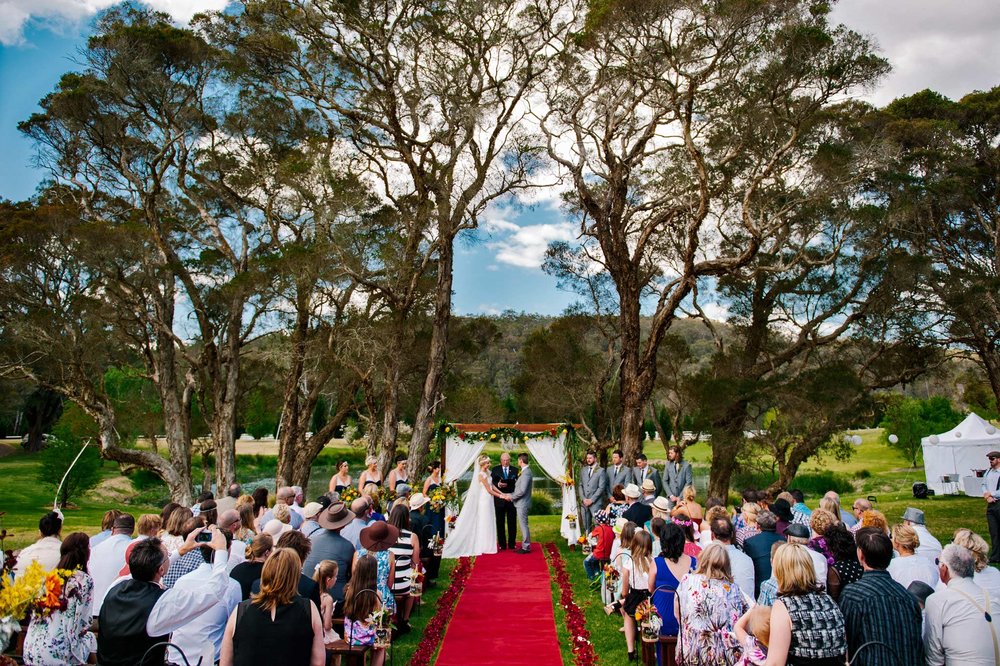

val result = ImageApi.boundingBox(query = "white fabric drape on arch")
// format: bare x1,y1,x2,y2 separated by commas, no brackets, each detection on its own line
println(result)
526,434,581,546
443,436,486,484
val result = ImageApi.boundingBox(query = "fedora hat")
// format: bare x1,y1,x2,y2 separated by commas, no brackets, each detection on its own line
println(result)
318,500,355,530
641,479,656,493
901,507,925,525
652,496,671,513
623,484,641,499
409,493,431,511
360,521,400,551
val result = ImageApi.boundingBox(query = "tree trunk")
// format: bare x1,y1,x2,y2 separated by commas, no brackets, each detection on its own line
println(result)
377,352,402,479
707,407,748,499
211,333,240,492
408,241,455,478
618,274,650,463
22,388,63,452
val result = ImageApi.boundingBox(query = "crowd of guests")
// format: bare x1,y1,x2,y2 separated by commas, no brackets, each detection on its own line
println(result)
6,461,446,666
582,447,1000,665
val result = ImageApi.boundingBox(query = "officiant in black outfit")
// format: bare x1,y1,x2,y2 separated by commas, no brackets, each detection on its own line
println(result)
492,452,518,550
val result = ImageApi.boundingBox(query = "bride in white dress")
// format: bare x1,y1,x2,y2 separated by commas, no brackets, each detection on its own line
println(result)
442,454,510,558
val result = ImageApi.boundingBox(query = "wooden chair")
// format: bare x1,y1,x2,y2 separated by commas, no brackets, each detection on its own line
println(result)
642,585,679,666
327,618,373,666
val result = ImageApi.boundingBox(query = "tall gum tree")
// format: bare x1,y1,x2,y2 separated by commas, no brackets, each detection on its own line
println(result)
536,0,888,462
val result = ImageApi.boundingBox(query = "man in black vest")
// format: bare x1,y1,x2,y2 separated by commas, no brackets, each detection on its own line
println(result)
98,525,231,666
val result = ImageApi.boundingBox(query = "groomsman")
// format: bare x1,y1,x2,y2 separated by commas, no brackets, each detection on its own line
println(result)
664,445,693,505
606,449,632,491
632,454,662,497
578,451,608,534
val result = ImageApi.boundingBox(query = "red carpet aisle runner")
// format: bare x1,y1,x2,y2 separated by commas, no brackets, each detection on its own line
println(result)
434,545,562,666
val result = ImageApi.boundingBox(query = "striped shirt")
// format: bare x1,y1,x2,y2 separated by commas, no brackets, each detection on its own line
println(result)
389,528,415,594
838,570,924,666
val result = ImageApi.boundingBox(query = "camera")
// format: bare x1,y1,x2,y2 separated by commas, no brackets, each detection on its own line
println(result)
195,530,213,543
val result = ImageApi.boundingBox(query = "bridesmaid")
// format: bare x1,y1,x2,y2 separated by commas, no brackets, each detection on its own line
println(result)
357,456,383,491
329,460,353,494
422,460,445,538
386,454,410,492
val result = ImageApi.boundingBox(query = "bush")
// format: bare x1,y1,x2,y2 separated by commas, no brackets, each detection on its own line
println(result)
730,469,854,498
529,490,555,515
38,429,102,508
129,468,163,491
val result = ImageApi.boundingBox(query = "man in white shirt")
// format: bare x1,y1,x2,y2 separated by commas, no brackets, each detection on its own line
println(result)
90,513,135,615
259,486,304,529
341,497,373,549
214,483,241,514
925,544,1000,665
981,450,1000,563
902,507,942,562
12,510,63,577
785,523,828,586
216,509,246,572
289,485,305,519
168,531,241,664
710,517,755,600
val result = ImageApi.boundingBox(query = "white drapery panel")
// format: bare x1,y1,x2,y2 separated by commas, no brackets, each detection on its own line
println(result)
443,436,486,484
526,435,580,545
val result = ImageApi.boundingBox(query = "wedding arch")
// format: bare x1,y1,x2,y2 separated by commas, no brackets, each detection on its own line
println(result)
433,423,583,546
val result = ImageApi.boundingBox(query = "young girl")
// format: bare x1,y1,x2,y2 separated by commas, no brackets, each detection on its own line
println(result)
735,604,771,666
620,530,653,662
311,559,340,644
342,555,386,666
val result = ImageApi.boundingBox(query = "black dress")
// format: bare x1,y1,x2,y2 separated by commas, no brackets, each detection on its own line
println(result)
230,561,264,600
232,597,314,666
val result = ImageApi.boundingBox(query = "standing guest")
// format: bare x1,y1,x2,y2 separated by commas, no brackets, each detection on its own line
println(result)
23,533,96,665
676,543,749,666
233,503,257,545
218,509,247,572
789,489,811,525
925,544,1000,665
584,511,615,581
341,555,387,666
251,488,269,531
341,497,373,550
135,514,161,540
710,517,754,601
620,530,654,662
848,498,872,533
606,449,632,490
736,503,761,548
663,445,693,506
838,528,924,666
632,454,662,498
743,511,785,597
673,512,702,558
163,518,208,589
330,460,353,494
216,484,242,515
901,507,943,562
887,523,939,589
354,522,398,615
491,452,518,551
763,543,846,666
640,478,657,506
219,548,325,666
260,487,304,530
170,530,242,665
301,500,356,602
981,450,1000,562
357,456,383,491
13,510,63,577
579,450,608,535
97,528,231,666
230,534,273,600
622,484,652,526
387,504,418,632
91,510,124,548
300,502,325,538
421,460,445,537
951,528,1000,600
90,513,135,613
252,531,321,609
312,560,340,643
824,523,863,600
770,499,794,537
821,491,853,526
649,523,696,650
162,507,194,553
671,486,704,531
386,454,410,492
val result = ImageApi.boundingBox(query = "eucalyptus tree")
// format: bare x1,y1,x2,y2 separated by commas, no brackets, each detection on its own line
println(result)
536,0,889,461
204,0,564,476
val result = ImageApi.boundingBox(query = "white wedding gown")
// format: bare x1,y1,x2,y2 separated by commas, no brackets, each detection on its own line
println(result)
442,469,497,558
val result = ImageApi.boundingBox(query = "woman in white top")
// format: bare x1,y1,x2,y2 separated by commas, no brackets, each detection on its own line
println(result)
357,456,382,492
888,523,939,589
620,530,653,662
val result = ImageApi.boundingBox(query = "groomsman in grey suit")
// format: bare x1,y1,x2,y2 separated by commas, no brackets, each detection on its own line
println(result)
511,453,534,553
605,449,632,492
578,451,608,534
664,445,694,504
632,454,662,496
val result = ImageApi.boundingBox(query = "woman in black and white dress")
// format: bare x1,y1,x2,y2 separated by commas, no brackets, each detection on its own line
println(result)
387,504,419,632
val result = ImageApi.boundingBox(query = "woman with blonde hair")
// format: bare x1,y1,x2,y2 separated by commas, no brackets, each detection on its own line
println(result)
736,503,761,547
672,485,704,529
234,502,257,544
220,548,324,666
952,528,1000,599
442,454,511,557
818,497,843,525
617,530,654,661
357,455,383,491
763,544,846,666
675,543,748,665
887,523,938,589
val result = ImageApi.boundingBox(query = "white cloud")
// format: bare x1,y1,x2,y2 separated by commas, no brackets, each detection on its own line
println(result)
478,304,502,316
488,220,576,269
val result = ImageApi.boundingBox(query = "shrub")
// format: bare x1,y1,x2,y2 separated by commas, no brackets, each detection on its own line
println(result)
529,490,555,515
38,428,102,508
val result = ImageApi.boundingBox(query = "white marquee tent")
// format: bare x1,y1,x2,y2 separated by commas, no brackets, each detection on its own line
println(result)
921,412,1000,495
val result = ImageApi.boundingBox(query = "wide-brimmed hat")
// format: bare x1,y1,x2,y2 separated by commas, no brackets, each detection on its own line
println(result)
263,519,292,538
623,484,641,499
302,502,323,520
409,493,431,511
771,499,794,522
318,500,355,530
641,479,656,493
360,521,400,551
901,507,925,525
652,496,671,513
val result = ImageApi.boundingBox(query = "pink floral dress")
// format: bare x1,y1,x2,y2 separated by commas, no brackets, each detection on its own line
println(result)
676,573,749,666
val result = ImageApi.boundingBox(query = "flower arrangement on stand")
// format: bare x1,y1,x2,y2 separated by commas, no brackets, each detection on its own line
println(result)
408,557,473,666
368,606,393,649
0,561,47,652
409,566,425,599
445,515,456,533
544,543,596,666
565,513,577,530
634,599,662,643
429,534,445,557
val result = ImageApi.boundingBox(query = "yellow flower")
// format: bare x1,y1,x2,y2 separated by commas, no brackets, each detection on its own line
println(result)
634,612,643,621
490,434,497,440
444,427,451,433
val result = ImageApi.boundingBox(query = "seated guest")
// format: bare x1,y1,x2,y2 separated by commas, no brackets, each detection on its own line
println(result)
90,513,135,614
603,484,628,521
784,524,827,586
299,502,325,538
925,544,1000,665
848,498,872,533
789,489,811,525
671,485,704,530
217,509,247,572
674,512,702,558
219,548,325,666
200,499,219,527
699,505,729,547
736,502,761,547
13,510,63,578
301,500,356,602
822,491,854,527
23,533,96,665
216,483,242,514
191,490,214,517
649,523,696,646
161,507,194,553
91,509,124,547
387,504,418,631
676,543,748,665
341,555,387,666
901,507,942,562
259,487,304,530
170,530,242,664
158,503,180,537
353,522,398,615
838,528,924,666
585,511,615,580
755,542,783,606
770,499,794,537
97,527,231,666
230,534,273,600
824,523,863,600
620,530,654,661
857,509,889,536
710,517,754,599
951,528,1000,600
407,493,438,582
251,488,269,531
639,479,657,506
135,514,161,540
765,543,846,666
252,530,321,609
743,510,785,597
163,517,207,589
734,604,771,666
621,484,652,526
341,497,372,550
887,523,938,589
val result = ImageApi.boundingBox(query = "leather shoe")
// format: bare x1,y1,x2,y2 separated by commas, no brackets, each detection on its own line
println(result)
516,547,530,554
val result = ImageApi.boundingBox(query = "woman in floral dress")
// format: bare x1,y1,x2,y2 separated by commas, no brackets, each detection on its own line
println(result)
353,522,398,614
675,543,750,666
23,533,97,666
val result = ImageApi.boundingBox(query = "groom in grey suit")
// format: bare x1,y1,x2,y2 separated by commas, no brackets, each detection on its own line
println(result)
511,453,534,553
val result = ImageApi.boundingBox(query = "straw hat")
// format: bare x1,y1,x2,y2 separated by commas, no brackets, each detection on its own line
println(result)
641,479,656,493
263,519,292,538
360,521,400,551
652,496,671,513
409,493,431,511
623,484,641,499
302,502,324,520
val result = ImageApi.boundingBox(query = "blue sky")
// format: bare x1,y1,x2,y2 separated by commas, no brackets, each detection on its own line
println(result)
3,0,999,316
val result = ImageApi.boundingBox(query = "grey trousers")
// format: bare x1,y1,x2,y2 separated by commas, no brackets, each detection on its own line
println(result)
516,506,530,548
